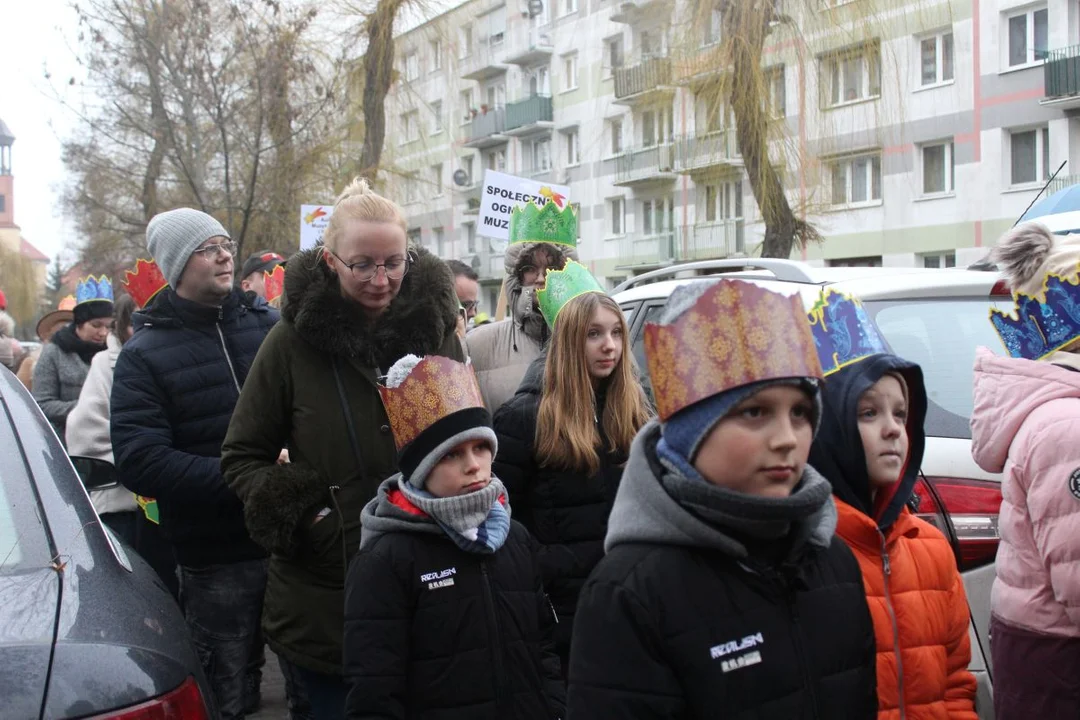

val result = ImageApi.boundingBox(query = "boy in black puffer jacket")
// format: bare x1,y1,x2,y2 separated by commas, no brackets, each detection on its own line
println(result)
344,354,565,720
567,279,877,720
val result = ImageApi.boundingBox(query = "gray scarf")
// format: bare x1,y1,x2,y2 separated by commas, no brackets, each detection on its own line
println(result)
605,421,837,561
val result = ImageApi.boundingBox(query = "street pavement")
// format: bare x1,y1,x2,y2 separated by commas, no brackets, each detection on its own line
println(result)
250,649,290,719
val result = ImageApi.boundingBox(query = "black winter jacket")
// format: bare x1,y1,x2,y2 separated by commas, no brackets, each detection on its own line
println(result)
568,423,877,720
493,356,624,665
344,482,565,720
111,289,278,566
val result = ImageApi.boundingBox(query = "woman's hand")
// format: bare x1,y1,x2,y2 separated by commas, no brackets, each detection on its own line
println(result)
277,449,291,465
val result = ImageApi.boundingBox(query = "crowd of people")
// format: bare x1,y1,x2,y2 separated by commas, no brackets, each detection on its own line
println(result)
3,178,1080,720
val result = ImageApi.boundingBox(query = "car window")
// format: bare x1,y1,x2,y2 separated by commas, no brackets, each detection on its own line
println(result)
630,303,667,398
0,448,50,575
865,299,1011,439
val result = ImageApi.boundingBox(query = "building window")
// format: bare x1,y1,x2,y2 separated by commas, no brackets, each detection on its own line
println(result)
462,155,475,185
640,106,673,147
528,138,552,173
922,252,956,269
459,26,473,59
823,42,881,106
609,197,625,236
920,31,954,86
604,36,625,78
828,152,882,206
485,83,506,110
430,100,443,134
430,39,442,73
565,129,580,165
0,195,5,214
485,148,507,172
405,52,419,82
1010,126,1050,186
463,223,477,253
460,89,474,125
766,66,786,118
562,53,579,91
562,0,578,16
405,175,418,204
702,7,722,47
642,197,674,235
920,141,955,196
609,118,624,155
401,111,419,144
407,228,422,248
1007,6,1048,68
526,65,551,96
431,163,444,196
703,181,742,222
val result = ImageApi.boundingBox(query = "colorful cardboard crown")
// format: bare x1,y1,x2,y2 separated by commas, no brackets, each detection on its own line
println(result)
58,295,77,311
807,289,888,376
75,275,114,306
537,261,604,327
644,280,824,421
990,265,1080,359
378,355,487,451
508,199,578,248
122,259,168,309
264,264,285,304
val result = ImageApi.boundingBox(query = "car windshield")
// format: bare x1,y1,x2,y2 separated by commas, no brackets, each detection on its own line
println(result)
864,298,1013,439
0,460,51,576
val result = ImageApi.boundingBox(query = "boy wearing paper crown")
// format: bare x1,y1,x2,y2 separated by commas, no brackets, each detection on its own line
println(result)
971,222,1080,720
567,280,876,719
806,290,977,720
344,354,565,719
468,198,578,412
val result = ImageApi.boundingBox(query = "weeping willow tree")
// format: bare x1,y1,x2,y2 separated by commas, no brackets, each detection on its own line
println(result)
673,0,945,258
0,243,43,338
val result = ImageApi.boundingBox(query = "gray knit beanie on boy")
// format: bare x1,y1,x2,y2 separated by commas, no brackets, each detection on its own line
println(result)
146,208,231,288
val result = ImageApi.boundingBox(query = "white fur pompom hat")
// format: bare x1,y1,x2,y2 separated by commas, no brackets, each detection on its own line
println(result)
993,222,1080,296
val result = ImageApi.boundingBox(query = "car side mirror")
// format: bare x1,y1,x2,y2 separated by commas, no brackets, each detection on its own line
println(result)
69,456,120,491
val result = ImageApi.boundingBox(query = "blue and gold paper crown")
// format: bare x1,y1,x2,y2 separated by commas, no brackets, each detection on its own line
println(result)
990,266,1080,360
75,275,114,306
807,289,888,375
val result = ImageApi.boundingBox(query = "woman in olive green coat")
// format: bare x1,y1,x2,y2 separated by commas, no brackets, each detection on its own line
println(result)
221,178,463,719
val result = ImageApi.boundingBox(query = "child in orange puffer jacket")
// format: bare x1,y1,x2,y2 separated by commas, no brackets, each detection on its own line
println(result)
807,292,977,720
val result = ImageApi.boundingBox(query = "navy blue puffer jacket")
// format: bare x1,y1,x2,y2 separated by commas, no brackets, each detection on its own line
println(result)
111,289,278,566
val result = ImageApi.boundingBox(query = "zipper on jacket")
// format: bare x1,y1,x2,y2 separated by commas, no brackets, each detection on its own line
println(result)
545,593,559,624
879,530,907,720
480,561,509,715
328,485,347,572
216,323,242,394
786,586,820,720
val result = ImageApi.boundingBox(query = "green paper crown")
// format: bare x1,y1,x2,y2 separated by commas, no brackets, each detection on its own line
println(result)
538,260,605,327
508,199,578,248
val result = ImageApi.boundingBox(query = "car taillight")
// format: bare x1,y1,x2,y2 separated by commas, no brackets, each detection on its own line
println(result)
88,676,209,719
991,279,1012,297
911,476,1002,571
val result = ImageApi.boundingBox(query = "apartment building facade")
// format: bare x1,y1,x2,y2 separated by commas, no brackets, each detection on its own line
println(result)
379,0,1080,315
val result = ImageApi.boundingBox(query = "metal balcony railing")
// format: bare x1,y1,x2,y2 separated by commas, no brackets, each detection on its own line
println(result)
619,230,679,267
1046,172,1080,196
614,142,676,184
468,108,506,142
681,220,745,260
505,95,553,131
674,130,740,172
613,56,672,100
1045,44,1080,98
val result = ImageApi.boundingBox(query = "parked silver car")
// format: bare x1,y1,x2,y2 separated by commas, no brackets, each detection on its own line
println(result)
614,258,1006,719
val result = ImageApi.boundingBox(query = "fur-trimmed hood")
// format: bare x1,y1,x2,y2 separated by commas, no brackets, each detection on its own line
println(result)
282,247,460,368
502,242,578,341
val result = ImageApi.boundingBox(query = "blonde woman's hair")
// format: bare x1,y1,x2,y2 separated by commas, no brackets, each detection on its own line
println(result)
535,293,652,475
322,177,408,252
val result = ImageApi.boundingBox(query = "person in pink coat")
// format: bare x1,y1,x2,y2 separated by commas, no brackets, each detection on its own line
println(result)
972,222,1080,720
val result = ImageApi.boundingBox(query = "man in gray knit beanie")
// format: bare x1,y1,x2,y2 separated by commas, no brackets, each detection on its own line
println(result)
147,208,232,293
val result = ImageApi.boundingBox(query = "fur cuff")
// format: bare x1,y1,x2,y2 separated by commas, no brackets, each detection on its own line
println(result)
243,462,327,556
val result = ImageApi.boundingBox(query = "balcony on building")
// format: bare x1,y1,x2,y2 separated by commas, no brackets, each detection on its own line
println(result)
617,229,678,270
1044,45,1080,107
462,237,506,281
673,43,728,88
461,35,510,82
505,24,554,66
453,176,483,214
613,142,677,187
1047,172,1080,195
504,95,554,136
610,0,668,24
614,55,674,105
674,130,742,174
464,108,509,149
681,219,745,261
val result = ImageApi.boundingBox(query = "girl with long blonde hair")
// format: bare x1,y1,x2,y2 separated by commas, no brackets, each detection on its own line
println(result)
493,288,651,674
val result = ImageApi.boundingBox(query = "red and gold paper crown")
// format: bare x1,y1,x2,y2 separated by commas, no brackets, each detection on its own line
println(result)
644,280,824,421
57,295,77,311
264,264,285,304
122,259,168,309
378,355,487,450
